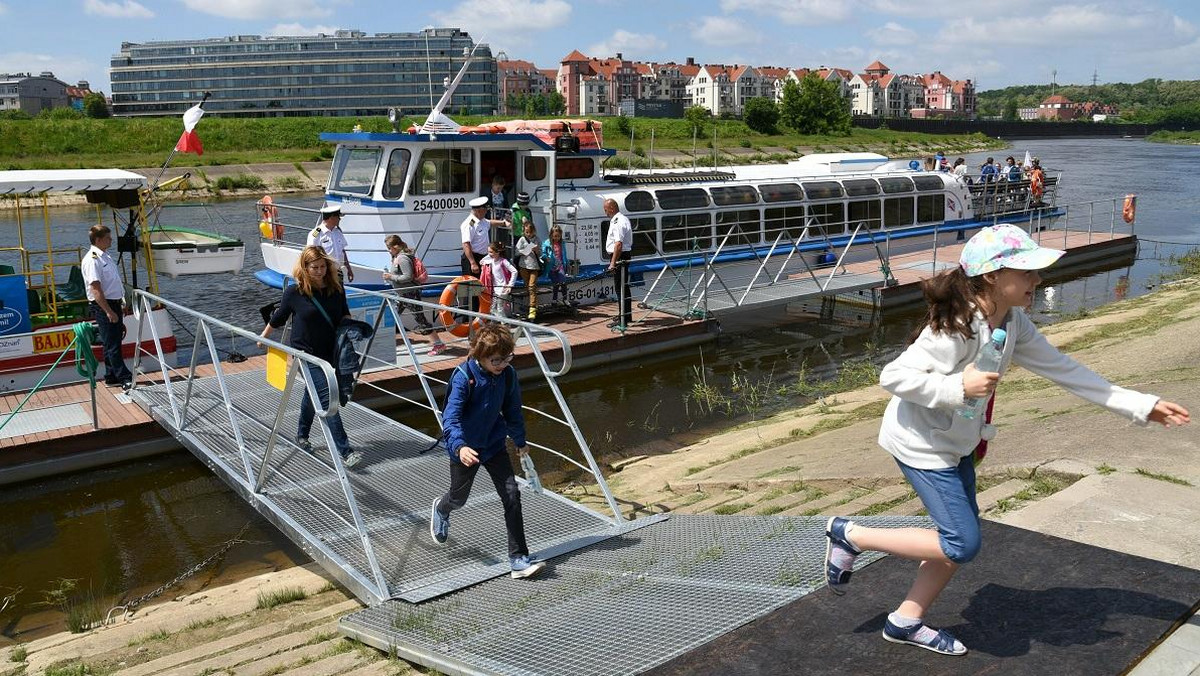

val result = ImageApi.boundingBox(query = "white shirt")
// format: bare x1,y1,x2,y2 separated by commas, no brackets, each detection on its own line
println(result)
80,244,123,301
877,308,1157,470
479,254,517,298
307,223,348,265
460,213,490,255
606,212,633,255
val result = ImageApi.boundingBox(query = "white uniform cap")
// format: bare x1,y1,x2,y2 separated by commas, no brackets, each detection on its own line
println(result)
469,196,489,208
320,204,342,216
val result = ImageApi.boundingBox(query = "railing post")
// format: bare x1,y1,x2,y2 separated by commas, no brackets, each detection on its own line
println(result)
255,357,299,493
198,321,254,485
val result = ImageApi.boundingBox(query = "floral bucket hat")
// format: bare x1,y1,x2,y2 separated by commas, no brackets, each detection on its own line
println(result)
960,224,1064,277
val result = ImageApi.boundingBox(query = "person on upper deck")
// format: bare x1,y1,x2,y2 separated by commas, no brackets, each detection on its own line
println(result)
951,158,968,179
1003,156,1022,181
979,157,998,183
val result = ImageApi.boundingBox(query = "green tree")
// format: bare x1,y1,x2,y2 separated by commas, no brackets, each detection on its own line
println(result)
83,93,110,118
546,91,566,115
742,97,779,134
38,106,83,120
780,74,851,135
1002,98,1018,121
684,105,709,137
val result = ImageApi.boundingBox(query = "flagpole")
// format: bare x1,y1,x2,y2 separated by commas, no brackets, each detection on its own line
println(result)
150,91,211,192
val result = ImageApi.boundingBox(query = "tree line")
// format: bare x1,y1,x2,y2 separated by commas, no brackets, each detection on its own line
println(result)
978,78,1200,126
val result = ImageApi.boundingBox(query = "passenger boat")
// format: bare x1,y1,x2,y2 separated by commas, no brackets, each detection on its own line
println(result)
0,169,177,393
255,52,1063,312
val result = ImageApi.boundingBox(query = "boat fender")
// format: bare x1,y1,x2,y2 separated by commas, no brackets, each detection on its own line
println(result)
1122,194,1136,224
437,276,491,338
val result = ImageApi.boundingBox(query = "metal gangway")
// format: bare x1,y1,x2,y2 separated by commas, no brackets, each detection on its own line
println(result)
638,217,893,319
124,286,665,605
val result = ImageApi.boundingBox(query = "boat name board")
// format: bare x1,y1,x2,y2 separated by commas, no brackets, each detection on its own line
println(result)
412,196,467,212
33,329,74,354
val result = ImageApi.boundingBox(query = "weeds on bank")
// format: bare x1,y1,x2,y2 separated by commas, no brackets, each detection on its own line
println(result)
127,628,170,646
1134,468,1194,486
1166,247,1200,280
10,645,27,662
214,174,266,191
255,586,308,610
1097,463,1117,475
989,471,1080,515
38,578,104,634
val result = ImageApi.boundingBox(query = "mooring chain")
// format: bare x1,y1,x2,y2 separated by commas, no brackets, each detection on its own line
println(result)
104,522,252,625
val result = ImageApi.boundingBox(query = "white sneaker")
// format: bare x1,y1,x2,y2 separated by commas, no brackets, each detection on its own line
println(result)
342,451,363,468
510,555,546,579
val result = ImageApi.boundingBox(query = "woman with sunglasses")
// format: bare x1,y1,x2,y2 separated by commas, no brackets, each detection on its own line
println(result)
430,323,544,579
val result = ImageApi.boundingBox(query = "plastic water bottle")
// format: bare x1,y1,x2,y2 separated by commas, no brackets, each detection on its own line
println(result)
958,328,1007,419
520,453,543,494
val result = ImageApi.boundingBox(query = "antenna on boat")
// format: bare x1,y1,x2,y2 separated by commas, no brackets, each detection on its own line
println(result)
418,39,486,134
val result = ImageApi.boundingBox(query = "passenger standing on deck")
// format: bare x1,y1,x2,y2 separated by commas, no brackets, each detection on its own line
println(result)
542,224,572,306
307,205,354,283
951,158,968,179
1028,157,1046,206
823,225,1189,656
461,196,507,277
430,323,545,580
604,198,633,329
81,224,132,388
382,235,445,356
479,241,518,320
979,157,998,183
261,246,363,468
514,198,540,320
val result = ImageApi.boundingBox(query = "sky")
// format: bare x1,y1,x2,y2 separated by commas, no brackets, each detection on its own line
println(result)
2,0,1199,95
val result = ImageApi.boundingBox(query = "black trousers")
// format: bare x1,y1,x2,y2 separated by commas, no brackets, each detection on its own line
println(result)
612,252,632,326
90,299,131,384
436,450,528,560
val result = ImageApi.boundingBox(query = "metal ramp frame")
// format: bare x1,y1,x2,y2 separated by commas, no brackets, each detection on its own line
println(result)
341,514,932,676
125,288,661,605
639,219,891,319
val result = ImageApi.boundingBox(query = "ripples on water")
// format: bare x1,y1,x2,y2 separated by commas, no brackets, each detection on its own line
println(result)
1,139,1197,641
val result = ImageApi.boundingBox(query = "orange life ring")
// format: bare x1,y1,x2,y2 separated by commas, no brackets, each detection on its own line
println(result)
438,276,490,338
1122,194,1137,224
258,195,283,239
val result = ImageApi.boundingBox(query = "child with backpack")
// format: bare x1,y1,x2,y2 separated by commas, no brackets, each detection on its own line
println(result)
430,323,544,579
382,235,445,355
514,220,541,321
479,240,518,320
824,224,1189,656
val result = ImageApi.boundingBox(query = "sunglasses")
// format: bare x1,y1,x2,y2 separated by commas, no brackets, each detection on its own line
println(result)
488,353,514,366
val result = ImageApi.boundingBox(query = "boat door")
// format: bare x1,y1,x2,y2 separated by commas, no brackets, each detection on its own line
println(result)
521,150,557,242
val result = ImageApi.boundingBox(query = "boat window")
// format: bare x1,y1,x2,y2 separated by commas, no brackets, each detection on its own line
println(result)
848,199,882,230
382,148,411,200
917,194,945,223
557,157,594,179
625,191,655,213
599,216,658,260
716,210,760,246
411,148,475,195
912,175,944,192
842,179,879,197
524,156,547,181
802,181,843,199
878,177,914,194
764,206,805,241
330,147,381,196
661,213,711,252
884,197,915,227
710,186,759,206
760,183,803,203
808,203,846,237
656,188,709,210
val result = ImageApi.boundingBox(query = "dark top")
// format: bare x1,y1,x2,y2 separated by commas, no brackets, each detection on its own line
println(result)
267,284,350,362
442,359,525,462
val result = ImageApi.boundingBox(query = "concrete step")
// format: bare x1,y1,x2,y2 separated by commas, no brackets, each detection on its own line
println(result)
279,650,364,676
978,478,1032,514
340,659,418,675
234,639,344,676
696,487,785,515
843,484,914,516
673,488,751,514
748,482,827,516
779,486,868,516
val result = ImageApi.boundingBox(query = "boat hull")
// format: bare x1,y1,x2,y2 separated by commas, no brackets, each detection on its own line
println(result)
149,229,246,278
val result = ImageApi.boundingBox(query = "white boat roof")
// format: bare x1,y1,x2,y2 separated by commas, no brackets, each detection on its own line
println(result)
0,169,148,195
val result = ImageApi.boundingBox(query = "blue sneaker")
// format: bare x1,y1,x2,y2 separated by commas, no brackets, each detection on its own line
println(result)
882,617,967,656
825,517,861,595
430,498,449,544
510,555,545,579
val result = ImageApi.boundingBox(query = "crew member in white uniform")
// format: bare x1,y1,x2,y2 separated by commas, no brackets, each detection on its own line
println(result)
81,224,132,387
307,205,353,282
604,198,634,329
460,195,509,276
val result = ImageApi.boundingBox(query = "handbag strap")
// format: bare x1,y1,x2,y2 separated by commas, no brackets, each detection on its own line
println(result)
309,293,336,328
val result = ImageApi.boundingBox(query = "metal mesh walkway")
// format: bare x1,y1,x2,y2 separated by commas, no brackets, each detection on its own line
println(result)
342,513,931,675
130,370,661,603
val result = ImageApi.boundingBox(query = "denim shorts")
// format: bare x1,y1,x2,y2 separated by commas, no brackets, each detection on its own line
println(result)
896,456,982,564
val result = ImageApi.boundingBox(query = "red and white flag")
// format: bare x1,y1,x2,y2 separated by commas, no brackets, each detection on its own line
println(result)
175,103,205,155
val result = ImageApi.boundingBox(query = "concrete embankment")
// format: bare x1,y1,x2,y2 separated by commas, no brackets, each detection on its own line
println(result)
6,277,1198,675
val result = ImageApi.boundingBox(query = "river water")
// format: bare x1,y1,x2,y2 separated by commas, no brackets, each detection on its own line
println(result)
1,138,1198,641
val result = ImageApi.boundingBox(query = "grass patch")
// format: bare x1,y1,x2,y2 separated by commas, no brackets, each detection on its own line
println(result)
10,646,26,662
1059,294,1197,353
1134,468,1193,486
801,487,869,516
127,628,170,646
183,615,227,632
713,502,751,515
855,489,917,516
1096,463,1117,475
255,586,308,610
755,465,803,479
990,471,1080,514
293,161,312,180
274,175,306,190
45,663,99,676
214,173,266,191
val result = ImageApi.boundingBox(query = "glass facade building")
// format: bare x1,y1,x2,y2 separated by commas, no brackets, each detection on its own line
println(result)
109,28,496,118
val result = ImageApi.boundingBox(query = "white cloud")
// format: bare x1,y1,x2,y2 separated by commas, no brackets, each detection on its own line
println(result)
939,4,1195,49
83,0,153,18
586,30,666,59
719,0,853,25
180,0,331,20
0,52,98,86
268,23,342,37
692,16,760,47
432,0,572,37
866,21,917,46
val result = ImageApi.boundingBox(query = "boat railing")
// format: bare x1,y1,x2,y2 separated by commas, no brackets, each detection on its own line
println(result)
125,285,623,603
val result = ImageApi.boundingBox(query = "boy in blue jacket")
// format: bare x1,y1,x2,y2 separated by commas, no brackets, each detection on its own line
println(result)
430,323,545,579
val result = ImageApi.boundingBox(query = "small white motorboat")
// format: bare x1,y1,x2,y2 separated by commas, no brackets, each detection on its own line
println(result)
148,226,245,278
